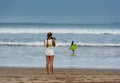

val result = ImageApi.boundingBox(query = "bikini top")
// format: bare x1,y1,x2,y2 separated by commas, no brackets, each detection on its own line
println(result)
45,39,53,47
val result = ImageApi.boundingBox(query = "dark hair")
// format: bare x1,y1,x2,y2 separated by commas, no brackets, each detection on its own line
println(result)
71,41,74,45
47,32,52,38
47,32,56,40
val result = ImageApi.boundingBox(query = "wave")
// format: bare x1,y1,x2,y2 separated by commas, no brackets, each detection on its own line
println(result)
0,28,120,34
0,42,120,47
0,42,43,46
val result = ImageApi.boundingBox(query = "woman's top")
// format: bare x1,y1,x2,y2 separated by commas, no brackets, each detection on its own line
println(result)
44,39,54,56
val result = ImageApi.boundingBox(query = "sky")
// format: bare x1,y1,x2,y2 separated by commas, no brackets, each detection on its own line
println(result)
0,0,120,23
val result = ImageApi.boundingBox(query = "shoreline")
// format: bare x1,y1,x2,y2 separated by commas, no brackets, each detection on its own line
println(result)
0,67,120,83
1,66,120,70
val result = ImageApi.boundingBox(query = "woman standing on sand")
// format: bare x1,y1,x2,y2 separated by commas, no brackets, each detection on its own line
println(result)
44,32,56,75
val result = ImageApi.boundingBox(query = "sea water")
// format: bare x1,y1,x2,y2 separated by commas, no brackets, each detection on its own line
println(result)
0,20,120,69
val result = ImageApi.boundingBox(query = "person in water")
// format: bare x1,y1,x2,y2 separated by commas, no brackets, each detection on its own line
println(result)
44,32,56,75
70,41,77,54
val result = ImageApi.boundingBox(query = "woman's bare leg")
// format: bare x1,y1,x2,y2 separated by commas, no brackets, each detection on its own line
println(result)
46,56,50,74
49,56,54,74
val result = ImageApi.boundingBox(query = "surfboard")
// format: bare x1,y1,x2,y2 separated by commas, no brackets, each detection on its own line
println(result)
70,44,77,51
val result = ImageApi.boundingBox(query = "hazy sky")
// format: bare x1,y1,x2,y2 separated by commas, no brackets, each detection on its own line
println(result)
0,0,120,22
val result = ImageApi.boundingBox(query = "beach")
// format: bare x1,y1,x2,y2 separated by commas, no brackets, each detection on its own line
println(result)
0,0,120,82
0,22,120,83
0,67,120,83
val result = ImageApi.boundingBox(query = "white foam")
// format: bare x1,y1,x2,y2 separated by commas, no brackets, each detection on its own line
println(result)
0,41,120,47
0,42,42,46
77,42,120,47
0,28,120,34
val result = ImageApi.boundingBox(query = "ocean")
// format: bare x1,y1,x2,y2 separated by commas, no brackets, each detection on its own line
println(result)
0,21,120,69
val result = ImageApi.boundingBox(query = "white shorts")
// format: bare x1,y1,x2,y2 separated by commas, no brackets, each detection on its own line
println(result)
46,47,54,55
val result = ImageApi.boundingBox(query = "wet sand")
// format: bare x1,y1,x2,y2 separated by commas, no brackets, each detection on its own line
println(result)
0,67,120,83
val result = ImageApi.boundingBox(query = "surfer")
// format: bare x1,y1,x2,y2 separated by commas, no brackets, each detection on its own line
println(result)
70,41,77,54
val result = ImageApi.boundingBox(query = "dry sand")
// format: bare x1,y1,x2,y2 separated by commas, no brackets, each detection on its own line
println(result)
0,67,120,83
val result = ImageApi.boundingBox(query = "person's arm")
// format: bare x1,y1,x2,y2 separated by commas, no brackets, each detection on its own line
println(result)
52,39,56,47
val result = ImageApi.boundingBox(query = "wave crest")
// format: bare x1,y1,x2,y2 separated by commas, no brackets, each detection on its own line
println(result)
0,42,120,47
0,28,120,34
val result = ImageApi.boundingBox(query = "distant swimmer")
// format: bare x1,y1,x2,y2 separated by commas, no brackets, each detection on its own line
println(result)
69,41,77,54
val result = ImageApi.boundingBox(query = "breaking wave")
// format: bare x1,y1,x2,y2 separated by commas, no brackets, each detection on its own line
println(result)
0,41,120,47
0,28,120,34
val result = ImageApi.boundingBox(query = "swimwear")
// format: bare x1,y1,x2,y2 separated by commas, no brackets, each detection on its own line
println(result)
45,39,54,56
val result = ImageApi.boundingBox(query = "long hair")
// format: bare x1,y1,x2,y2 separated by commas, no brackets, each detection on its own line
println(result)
46,32,52,47
47,32,52,39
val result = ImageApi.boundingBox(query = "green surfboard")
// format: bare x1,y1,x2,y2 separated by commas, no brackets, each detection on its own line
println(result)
70,44,77,51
